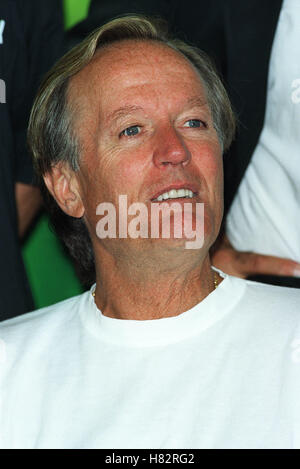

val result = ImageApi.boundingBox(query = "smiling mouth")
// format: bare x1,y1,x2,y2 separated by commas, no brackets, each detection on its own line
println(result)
151,188,197,202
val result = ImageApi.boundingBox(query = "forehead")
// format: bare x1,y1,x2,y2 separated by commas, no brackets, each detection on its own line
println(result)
68,40,208,119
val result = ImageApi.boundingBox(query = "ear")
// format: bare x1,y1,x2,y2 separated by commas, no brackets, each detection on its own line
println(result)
43,163,85,218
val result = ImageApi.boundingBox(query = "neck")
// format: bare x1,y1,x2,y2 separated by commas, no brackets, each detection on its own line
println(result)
93,247,219,320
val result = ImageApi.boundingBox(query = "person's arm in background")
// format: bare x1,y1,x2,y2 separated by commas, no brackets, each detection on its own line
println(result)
211,233,300,279
13,0,64,239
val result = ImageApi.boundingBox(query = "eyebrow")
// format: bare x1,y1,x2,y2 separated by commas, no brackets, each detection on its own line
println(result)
107,96,208,123
184,96,208,109
107,105,144,123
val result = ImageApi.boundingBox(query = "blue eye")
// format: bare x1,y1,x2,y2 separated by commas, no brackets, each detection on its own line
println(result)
120,125,141,137
184,119,206,128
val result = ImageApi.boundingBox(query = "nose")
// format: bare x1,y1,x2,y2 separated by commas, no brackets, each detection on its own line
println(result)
152,125,191,168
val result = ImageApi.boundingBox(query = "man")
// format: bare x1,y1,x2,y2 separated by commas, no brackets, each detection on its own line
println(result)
67,0,300,285
0,16,300,449
0,0,64,320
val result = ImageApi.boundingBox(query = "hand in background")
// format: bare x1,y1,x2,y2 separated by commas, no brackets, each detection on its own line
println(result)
211,233,300,279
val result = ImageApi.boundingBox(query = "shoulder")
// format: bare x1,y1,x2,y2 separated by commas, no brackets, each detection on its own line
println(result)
242,276,300,308
0,291,90,356
228,274,300,332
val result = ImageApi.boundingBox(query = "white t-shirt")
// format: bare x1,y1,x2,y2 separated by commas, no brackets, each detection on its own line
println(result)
0,272,300,449
227,0,300,261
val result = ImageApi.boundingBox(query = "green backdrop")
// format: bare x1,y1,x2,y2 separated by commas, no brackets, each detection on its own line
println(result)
22,0,91,309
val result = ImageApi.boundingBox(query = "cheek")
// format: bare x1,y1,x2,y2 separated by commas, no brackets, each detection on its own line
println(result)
111,149,150,195
193,142,223,232
194,141,223,188
84,145,150,208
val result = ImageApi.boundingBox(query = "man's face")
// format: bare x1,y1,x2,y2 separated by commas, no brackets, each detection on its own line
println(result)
69,40,223,257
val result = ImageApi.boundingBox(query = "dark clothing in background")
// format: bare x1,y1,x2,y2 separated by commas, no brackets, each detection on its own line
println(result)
0,0,64,320
66,0,173,50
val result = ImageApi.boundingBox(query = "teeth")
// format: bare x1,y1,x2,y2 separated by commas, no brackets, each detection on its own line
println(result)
154,188,195,202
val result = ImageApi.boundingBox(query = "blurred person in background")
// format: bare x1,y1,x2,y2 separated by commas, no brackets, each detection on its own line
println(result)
67,0,300,287
0,0,64,320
